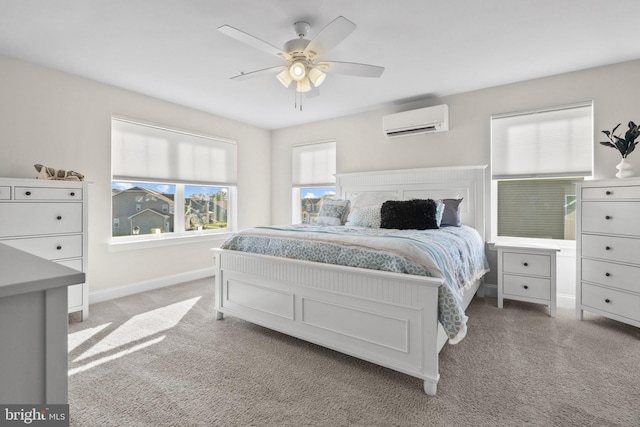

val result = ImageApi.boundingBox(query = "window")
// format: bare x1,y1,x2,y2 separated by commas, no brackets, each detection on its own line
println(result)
299,186,336,224
111,118,237,239
291,141,336,224
491,102,593,241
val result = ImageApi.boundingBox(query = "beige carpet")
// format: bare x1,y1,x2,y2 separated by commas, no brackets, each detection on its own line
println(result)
68,278,640,427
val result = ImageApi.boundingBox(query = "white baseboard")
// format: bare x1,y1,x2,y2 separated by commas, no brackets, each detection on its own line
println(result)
89,267,215,305
482,282,498,298
557,293,576,309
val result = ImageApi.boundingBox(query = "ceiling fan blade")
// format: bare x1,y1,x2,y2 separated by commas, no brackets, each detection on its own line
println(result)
218,25,292,61
320,61,385,78
230,66,286,81
304,16,356,58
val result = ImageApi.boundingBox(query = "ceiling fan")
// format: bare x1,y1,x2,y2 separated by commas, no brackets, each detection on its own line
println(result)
218,16,385,101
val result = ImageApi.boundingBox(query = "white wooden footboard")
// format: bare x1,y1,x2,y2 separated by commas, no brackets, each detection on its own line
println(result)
213,249,446,395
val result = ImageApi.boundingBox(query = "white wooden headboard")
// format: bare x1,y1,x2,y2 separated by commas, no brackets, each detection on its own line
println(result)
336,165,487,239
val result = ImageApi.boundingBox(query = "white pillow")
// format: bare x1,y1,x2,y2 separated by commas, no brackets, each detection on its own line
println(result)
349,191,396,209
347,205,382,228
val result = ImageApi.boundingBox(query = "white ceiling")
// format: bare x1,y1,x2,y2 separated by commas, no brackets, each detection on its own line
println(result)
1,0,639,130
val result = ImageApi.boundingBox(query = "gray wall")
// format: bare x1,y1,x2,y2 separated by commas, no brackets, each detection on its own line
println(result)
2,53,639,301
0,55,271,296
271,59,640,301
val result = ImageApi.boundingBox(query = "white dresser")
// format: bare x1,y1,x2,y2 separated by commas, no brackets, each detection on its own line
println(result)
576,179,640,327
0,178,89,320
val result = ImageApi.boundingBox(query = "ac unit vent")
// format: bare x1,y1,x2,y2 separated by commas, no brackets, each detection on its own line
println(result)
383,105,449,138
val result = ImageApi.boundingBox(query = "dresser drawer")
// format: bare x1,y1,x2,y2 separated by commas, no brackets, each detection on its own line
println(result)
0,202,82,237
0,235,82,260
14,186,82,201
581,258,639,293
581,283,640,322
0,186,10,200
582,185,640,200
502,252,551,276
581,201,640,236
581,234,640,264
503,274,551,300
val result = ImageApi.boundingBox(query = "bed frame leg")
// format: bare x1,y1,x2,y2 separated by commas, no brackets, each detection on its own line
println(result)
215,310,224,320
423,380,437,396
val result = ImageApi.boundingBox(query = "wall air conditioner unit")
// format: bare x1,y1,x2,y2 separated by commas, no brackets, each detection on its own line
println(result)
383,104,449,138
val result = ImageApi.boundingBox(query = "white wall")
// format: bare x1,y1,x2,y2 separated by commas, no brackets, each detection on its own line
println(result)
271,59,640,300
0,56,271,298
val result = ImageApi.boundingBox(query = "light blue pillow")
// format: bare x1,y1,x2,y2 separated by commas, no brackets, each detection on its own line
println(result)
316,199,351,225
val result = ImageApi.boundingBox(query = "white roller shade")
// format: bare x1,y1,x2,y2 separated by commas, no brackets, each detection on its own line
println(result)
491,103,593,179
292,141,336,186
112,118,237,185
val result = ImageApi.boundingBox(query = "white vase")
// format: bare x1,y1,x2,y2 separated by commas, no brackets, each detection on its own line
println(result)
616,157,634,178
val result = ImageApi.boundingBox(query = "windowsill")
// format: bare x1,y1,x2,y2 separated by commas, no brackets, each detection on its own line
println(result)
108,231,234,252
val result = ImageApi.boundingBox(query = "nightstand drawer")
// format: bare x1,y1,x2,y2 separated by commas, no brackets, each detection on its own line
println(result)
582,185,640,200
503,274,551,300
581,234,640,264
502,252,551,276
0,186,10,200
582,283,640,322
582,201,640,236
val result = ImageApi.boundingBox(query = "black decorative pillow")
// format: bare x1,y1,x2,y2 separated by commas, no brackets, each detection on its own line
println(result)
380,199,439,230
440,198,463,227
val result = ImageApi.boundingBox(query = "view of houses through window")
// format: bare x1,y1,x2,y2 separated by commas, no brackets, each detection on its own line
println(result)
300,186,336,224
112,182,228,237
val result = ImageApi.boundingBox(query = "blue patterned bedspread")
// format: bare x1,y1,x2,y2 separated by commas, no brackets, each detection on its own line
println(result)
220,224,488,343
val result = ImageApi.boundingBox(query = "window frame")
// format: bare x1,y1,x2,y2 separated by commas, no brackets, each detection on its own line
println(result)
110,117,237,246
490,102,593,246
291,140,337,224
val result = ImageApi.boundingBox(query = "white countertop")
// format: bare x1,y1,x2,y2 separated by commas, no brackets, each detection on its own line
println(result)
0,243,85,298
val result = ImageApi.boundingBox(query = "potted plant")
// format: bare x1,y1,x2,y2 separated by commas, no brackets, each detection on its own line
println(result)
600,121,640,178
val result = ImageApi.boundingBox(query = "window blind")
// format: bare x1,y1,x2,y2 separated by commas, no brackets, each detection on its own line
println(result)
111,118,237,185
491,103,593,179
292,140,336,187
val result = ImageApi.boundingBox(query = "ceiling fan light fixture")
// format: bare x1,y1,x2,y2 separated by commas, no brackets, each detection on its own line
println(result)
277,68,293,88
308,67,326,87
296,77,312,93
289,60,307,81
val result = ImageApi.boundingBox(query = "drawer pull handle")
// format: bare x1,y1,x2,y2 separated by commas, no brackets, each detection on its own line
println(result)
605,299,611,304
605,215,612,220
605,246,612,251
56,245,62,250
25,191,31,196
523,285,529,290
605,272,611,277
70,192,75,197
56,216,62,220
523,262,529,267
605,191,612,195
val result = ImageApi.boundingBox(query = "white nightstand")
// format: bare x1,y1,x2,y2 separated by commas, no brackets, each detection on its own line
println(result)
496,243,559,317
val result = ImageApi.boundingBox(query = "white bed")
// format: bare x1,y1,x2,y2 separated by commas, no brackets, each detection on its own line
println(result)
212,165,487,395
